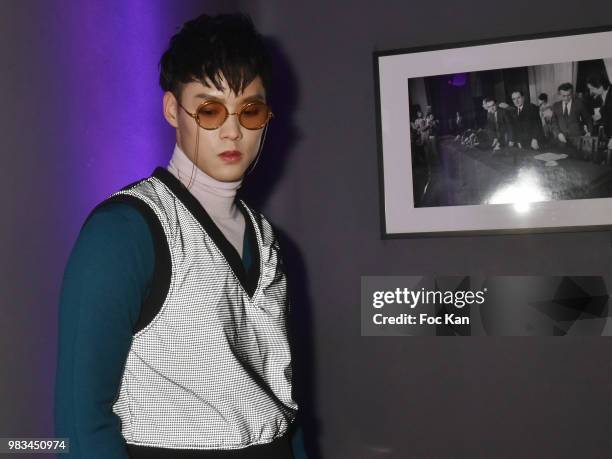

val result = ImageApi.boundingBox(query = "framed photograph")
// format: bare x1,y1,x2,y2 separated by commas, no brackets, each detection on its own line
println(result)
373,26,612,237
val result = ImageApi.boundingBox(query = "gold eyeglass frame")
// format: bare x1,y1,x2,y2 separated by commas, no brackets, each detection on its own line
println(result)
178,100,274,130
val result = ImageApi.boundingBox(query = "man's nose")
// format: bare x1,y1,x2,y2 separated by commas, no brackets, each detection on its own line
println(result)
219,113,242,139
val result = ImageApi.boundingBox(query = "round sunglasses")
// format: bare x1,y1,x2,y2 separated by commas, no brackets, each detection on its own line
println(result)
178,100,274,130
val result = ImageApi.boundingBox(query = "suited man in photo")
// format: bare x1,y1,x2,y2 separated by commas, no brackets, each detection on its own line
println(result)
587,73,612,138
551,82,592,150
508,90,542,150
484,97,513,150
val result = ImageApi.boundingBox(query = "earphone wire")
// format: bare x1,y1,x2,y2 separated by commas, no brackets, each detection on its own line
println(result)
245,122,269,177
187,128,199,189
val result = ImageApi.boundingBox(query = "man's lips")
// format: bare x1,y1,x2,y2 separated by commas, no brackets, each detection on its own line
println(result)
218,150,242,162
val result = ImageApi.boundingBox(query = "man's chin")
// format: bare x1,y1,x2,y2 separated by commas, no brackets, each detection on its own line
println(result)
211,167,246,183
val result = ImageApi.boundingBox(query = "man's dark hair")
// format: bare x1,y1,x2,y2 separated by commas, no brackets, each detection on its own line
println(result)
159,13,272,101
538,93,548,103
558,82,574,92
511,90,524,97
484,97,496,104
586,73,611,90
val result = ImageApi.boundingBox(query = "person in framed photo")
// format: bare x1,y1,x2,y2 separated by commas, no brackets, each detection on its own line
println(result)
54,12,306,459
411,109,428,144
453,111,463,134
424,112,439,136
483,97,513,151
508,90,543,150
587,73,612,138
551,82,593,151
536,92,554,146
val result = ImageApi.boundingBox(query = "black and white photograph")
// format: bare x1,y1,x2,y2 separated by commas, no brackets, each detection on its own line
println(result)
409,59,612,209
375,27,612,236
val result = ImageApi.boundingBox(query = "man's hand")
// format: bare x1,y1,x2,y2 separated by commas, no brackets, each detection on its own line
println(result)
508,141,515,147
594,108,602,121
558,133,567,143
531,139,539,150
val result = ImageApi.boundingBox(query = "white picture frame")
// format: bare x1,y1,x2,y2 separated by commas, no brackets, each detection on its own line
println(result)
374,26,612,237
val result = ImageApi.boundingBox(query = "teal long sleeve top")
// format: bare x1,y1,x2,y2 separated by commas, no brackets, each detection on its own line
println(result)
54,202,306,458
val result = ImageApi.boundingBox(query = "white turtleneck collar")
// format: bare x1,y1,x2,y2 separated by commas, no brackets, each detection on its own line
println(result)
166,144,242,220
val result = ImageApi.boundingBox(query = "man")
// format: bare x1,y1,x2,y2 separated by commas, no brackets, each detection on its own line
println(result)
424,112,439,136
536,93,553,142
551,82,592,149
484,97,512,150
587,73,612,138
509,90,543,150
453,111,463,135
479,96,490,129
412,109,427,144
55,13,304,459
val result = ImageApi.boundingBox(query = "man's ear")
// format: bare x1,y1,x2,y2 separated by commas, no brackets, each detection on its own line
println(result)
163,91,179,128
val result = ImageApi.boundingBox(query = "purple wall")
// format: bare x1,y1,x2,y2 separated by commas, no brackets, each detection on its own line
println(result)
0,0,236,442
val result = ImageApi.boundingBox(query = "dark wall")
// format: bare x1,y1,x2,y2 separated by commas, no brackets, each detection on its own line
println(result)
241,1,612,458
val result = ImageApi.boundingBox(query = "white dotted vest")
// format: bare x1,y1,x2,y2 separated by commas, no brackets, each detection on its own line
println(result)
109,169,297,450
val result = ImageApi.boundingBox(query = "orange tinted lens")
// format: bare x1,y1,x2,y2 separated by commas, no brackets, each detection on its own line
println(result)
239,102,270,129
196,102,227,128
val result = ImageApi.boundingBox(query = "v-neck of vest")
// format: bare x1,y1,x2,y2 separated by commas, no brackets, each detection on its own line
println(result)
151,167,261,299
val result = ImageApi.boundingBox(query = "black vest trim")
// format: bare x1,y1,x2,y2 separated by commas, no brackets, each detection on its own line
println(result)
151,167,261,298
83,186,172,335
125,430,292,458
